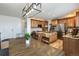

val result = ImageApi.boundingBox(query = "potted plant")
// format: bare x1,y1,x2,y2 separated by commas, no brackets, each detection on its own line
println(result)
25,32,30,48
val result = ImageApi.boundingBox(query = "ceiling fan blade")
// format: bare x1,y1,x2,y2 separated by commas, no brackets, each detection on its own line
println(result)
22,13,26,17
22,6,26,12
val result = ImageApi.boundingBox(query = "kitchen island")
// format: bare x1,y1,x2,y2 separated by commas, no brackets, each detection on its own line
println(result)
37,32,57,44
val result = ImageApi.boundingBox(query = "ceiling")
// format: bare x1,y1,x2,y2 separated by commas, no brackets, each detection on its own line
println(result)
0,3,79,20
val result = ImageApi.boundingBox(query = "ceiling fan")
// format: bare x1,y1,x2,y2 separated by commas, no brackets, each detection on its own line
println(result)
22,3,42,17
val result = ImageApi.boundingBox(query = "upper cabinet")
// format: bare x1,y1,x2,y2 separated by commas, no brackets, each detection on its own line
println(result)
59,17,76,27
31,19,38,27
58,18,67,24
51,20,58,26
51,16,76,28
31,19,48,28
67,17,76,27
76,12,79,27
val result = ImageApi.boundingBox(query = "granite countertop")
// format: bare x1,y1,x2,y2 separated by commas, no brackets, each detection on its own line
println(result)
37,32,56,37
63,34,79,40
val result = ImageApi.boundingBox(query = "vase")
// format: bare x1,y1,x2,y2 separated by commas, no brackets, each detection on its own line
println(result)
25,39,30,48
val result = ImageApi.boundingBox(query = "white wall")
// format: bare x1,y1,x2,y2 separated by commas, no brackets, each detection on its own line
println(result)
26,18,31,34
0,15,23,40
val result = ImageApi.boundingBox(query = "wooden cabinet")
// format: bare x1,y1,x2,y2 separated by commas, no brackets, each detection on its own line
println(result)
38,21,43,27
57,17,76,27
58,19,67,24
31,19,48,28
67,17,76,27
42,32,57,44
51,20,58,26
76,12,79,27
63,36,79,56
31,19,38,27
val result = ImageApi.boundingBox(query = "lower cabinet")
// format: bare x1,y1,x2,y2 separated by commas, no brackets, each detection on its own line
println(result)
63,37,79,56
42,32,57,44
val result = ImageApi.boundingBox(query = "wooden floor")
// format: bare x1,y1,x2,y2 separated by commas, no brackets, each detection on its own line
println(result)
50,39,63,50
9,38,64,56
